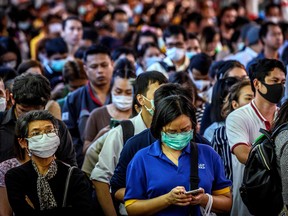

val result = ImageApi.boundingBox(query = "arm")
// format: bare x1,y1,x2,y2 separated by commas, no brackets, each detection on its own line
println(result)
233,144,251,164
126,186,191,216
115,188,125,203
0,187,13,216
93,180,117,216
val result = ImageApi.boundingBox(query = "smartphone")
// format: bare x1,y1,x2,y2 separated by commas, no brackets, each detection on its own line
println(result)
110,118,121,128
185,188,203,195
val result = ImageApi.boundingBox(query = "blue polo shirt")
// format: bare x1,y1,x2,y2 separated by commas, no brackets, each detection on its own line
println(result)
124,140,231,216
62,83,110,166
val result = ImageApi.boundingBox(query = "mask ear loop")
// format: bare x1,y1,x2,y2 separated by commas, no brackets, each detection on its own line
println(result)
26,148,32,157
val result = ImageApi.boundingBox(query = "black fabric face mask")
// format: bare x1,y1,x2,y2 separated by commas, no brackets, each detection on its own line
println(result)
258,82,284,104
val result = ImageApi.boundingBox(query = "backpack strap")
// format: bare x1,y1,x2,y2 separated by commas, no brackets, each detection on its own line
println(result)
62,166,77,207
271,122,288,138
120,120,135,145
158,61,176,73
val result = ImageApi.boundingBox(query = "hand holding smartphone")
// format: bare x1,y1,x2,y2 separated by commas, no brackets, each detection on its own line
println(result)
184,188,204,196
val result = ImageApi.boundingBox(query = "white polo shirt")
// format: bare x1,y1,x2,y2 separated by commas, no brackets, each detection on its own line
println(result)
226,100,276,216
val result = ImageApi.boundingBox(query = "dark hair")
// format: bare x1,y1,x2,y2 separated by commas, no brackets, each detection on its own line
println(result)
83,27,98,43
111,8,127,20
189,53,212,75
216,60,246,79
273,100,288,130
163,25,188,42
201,26,220,44
259,22,281,44
168,71,197,104
248,58,286,92
0,66,18,82
45,37,68,57
15,110,58,160
111,46,135,62
111,58,136,86
151,95,197,139
12,73,51,106
0,37,22,68
183,12,202,27
17,60,44,75
62,59,87,83
218,6,237,25
83,44,111,62
210,77,240,122
138,42,160,58
134,71,168,97
265,3,281,16
62,15,82,30
221,79,251,118
133,30,158,53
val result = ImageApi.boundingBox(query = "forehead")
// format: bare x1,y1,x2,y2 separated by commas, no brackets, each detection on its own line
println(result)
165,34,185,43
86,53,111,64
146,82,160,98
114,13,128,21
165,114,192,129
139,36,155,45
28,120,54,131
113,77,133,88
267,25,282,33
266,67,286,79
64,19,82,29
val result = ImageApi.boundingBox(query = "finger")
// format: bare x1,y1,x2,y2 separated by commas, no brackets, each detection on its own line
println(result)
175,201,191,206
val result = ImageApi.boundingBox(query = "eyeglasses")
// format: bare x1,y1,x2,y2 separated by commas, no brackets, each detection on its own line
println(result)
28,129,59,139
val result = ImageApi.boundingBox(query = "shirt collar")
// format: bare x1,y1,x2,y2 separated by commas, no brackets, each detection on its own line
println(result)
2,106,17,125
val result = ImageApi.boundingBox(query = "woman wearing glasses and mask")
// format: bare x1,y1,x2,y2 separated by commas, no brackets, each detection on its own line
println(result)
124,95,232,216
4,110,94,216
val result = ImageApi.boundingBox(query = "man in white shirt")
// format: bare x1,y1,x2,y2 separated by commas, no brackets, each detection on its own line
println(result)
226,58,286,215
225,25,262,67
147,25,190,78
91,71,167,216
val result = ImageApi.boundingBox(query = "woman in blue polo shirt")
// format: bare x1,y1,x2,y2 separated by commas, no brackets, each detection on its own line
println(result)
124,95,232,216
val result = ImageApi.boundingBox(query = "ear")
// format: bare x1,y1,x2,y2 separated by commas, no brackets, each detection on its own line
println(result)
84,64,89,77
137,94,145,106
231,100,239,110
253,79,260,90
10,93,15,105
18,138,28,149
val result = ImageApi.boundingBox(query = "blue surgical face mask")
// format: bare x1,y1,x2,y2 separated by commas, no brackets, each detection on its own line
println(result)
144,56,163,68
50,59,66,72
142,95,154,116
186,51,197,59
161,130,193,150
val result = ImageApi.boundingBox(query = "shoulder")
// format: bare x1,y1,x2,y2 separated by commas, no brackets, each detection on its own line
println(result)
5,161,33,180
66,85,87,102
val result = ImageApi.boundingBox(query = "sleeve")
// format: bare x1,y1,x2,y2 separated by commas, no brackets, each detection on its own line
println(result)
124,152,147,201
84,110,99,142
55,120,77,166
61,94,78,134
67,168,94,215
90,126,123,184
5,168,35,215
226,111,250,153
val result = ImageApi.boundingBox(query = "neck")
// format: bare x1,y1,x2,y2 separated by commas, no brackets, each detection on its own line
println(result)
32,156,54,175
254,97,277,123
90,82,110,104
264,46,278,59
107,104,132,119
250,44,262,53
140,110,152,128
67,43,79,56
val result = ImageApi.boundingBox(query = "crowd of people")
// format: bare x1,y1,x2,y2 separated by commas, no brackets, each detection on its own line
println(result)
0,0,288,215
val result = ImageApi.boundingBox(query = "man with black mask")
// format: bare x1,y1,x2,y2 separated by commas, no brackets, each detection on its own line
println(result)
225,58,286,216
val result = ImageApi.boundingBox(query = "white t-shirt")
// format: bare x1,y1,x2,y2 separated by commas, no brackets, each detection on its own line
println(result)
226,100,275,216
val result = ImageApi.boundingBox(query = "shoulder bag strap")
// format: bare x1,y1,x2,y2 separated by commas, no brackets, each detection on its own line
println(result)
62,166,76,207
190,141,199,190
120,120,134,145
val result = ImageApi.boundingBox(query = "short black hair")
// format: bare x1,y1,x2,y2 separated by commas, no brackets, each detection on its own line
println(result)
45,37,68,57
134,71,168,97
83,44,111,62
133,30,158,53
138,42,160,58
163,25,188,42
216,60,246,79
111,8,127,20
259,22,281,44
218,6,237,25
12,73,51,106
17,60,44,75
111,46,135,62
265,3,281,16
249,58,286,93
15,110,58,160
62,59,87,83
151,95,197,139
0,66,18,82
62,15,82,30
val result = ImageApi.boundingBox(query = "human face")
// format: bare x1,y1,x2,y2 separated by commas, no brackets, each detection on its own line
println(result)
84,54,113,87
25,67,43,75
263,25,283,50
139,82,160,114
256,67,286,95
227,67,248,79
111,77,133,97
233,85,254,109
186,39,201,53
221,9,237,29
163,114,192,134
27,120,55,138
144,47,162,58
165,34,186,50
0,52,17,69
206,33,220,53
15,104,45,118
138,36,156,50
62,19,83,46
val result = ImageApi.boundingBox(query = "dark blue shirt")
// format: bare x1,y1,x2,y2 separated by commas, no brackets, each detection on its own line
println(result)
110,129,210,196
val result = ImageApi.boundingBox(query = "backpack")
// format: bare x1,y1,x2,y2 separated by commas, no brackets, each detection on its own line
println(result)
240,123,288,216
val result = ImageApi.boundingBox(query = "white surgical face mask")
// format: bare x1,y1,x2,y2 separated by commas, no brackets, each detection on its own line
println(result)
144,56,163,68
27,133,60,158
115,22,129,34
0,97,6,112
112,94,133,111
48,23,62,34
2,60,17,69
166,47,185,62
189,72,211,92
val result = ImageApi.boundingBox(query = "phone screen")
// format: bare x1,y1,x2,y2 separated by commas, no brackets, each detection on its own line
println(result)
185,188,202,195
110,118,121,128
